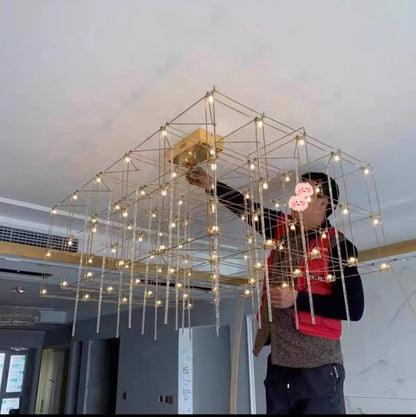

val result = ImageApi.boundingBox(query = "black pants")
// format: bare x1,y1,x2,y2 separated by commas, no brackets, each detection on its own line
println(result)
264,357,346,414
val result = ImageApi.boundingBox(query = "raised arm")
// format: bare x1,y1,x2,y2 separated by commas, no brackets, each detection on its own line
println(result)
186,167,280,240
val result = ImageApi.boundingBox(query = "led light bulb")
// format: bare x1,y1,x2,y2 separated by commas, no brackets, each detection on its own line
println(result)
248,278,257,285
363,166,370,176
152,211,156,218
169,267,175,274
315,186,321,193
127,223,132,230
176,283,183,289
122,297,128,304
293,268,301,277
156,300,162,307
146,290,153,297
161,188,167,196
72,191,78,201
333,152,340,162
244,254,248,260
187,271,192,277
61,281,68,288
244,191,250,199
91,225,97,233
285,174,290,182
86,271,93,279
347,257,358,266
262,181,268,190
122,209,128,218
67,236,73,246
254,262,263,270
118,260,124,267
253,213,259,222
281,282,289,289
244,289,252,296
326,274,335,282
182,293,189,299
124,153,131,163
321,231,327,239
171,171,177,179
273,200,280,208
46,250,52,257
41,289,47,295
95,173,102,183
178,199,183,206
297,136,305,146
88,257,93,264
135,279,141,285
241,214,245,221
84,293,90,300
115,202,121,210
256,118,263,128
249,160,255,170
290,223,296,231
210,162,217,170
187,303,193,310
207,94,214,104
140,187,146,196
379,262,391,272
107,286,113,293
51,206,57,215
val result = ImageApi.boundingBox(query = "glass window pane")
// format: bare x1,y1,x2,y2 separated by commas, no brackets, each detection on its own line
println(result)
6,355,26,393
1,398,20,415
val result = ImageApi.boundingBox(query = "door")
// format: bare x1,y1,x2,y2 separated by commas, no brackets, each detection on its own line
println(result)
83,338,119,414
35,348,69,414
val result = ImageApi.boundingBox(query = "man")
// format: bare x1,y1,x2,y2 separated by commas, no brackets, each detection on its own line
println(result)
186,166,364,414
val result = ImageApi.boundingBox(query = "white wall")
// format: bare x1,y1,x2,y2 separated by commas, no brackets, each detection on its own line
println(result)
342,257,416,413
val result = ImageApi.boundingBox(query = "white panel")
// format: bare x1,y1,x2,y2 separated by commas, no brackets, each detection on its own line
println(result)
6,355,26,393
1,398,19,415
178,329,193,414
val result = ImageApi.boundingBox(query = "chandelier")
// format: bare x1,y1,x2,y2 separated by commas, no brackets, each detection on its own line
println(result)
41,88,390,339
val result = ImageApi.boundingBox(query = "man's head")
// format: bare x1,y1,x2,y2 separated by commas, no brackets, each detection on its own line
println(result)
291,172,339,229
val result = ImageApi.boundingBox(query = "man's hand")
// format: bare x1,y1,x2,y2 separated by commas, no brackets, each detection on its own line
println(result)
185,166,212,191
270,286,298,309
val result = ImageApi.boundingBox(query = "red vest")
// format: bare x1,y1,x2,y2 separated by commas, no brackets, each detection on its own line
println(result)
261,213,342,340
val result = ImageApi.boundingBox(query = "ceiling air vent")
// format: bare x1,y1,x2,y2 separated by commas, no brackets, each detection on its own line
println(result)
0,225,78,252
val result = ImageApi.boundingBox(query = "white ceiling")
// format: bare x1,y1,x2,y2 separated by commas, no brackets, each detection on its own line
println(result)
0,0,415,326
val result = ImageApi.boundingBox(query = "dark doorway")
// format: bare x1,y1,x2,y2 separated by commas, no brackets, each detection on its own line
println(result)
82,338,119,414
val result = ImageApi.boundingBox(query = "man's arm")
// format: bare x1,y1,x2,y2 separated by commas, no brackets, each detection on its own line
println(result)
296,239,365,321
215,181,280,240
185,167,280,240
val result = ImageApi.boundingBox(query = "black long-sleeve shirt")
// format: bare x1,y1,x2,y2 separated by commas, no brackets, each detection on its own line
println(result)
214,181,365,321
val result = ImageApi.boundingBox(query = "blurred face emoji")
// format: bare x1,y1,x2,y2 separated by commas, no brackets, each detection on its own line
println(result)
295,182,314,198
289,195,308,212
